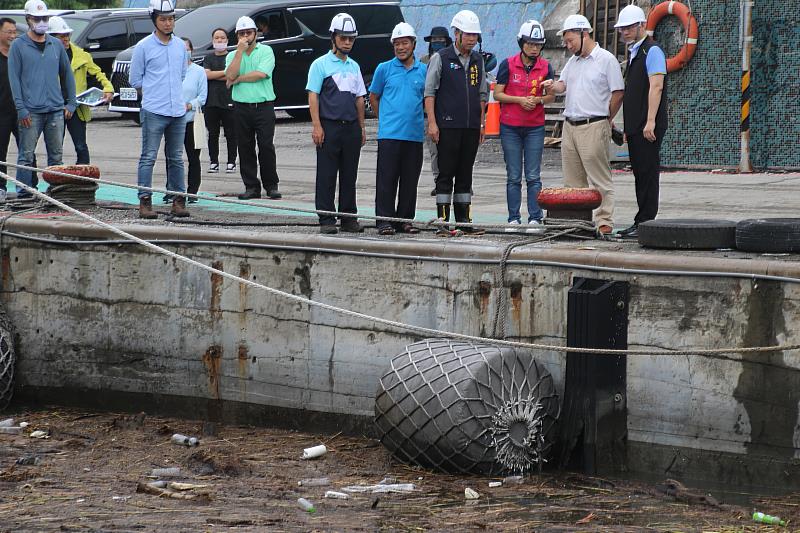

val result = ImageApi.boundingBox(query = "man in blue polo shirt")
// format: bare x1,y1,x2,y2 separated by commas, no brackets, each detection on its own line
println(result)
369,22,426,236
306,13,367,234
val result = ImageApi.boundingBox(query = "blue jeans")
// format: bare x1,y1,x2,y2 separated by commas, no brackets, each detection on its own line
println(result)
500,123,545,222
16,111,64,194
138,109,186,198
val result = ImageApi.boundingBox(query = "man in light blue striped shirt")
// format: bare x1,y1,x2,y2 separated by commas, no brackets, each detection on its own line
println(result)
129,0,188,218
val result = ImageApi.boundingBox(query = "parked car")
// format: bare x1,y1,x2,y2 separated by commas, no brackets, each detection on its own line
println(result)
109,0,403,121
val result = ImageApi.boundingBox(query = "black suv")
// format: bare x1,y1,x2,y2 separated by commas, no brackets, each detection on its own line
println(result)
109,0,403,120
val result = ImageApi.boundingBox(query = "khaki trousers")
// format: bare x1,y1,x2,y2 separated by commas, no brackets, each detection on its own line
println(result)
561,120,614,227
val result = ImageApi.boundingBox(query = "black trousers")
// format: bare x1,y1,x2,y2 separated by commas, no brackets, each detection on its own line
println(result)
435,127,480,200
204,105,236,165
627,132,663,224
315,119,361,226
375,139,423,229
0,117,37,191
234,101,279,193
64,113,90,164
163,121,201,194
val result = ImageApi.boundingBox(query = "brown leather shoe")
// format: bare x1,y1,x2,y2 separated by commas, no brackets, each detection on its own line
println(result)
139,196,157,219
170,196,190,218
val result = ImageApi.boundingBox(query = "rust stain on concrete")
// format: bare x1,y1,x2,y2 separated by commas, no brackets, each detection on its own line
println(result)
238,262,250,313
1,250,10,291
478,280,492,314
510,281,523,329
201,345,223,399
210,260,223,319
237,344,249,378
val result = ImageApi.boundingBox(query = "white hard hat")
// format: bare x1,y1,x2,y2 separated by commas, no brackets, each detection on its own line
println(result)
148,0,175,17
390,22,416,42
47,16,73,34
558,14,593,35
518,20,545,44
329,13,358,37
24,0,53,17
450,10,481,34
235,16,257,33
614,5,647,28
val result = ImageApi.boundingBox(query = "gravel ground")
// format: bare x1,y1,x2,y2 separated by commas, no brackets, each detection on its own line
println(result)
1,408,797,532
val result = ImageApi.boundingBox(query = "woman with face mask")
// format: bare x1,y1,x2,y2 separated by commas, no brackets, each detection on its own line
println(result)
419,26,452,197
163,37,206,203
202,28,237,175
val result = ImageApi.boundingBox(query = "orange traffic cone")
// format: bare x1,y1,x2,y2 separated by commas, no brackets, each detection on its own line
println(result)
485,82,500,137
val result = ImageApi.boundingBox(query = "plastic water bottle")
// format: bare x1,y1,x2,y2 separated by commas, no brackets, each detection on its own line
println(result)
171,434,199,446
151,467,181,478
752,512,785,526
297,477,330,487
297,497,316,513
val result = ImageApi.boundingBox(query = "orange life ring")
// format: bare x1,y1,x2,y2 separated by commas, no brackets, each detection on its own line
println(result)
645,1,699,73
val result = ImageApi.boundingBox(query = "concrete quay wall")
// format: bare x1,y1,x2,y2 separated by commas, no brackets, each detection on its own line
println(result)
2,219,799,490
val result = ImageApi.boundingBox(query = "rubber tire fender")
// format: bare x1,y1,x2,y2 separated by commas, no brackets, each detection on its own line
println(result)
735,218,800,253
42,164,101,186
637,218,737,250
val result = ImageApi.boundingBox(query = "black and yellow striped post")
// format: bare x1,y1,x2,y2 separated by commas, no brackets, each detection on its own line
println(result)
739,0,753,173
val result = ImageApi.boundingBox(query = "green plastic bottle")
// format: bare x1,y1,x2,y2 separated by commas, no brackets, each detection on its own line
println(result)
753,512,785,526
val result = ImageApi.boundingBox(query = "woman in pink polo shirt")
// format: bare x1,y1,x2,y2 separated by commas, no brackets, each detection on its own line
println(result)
493,20,555,232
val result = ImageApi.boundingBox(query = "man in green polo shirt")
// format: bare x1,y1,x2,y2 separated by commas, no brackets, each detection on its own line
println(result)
225,15,281,200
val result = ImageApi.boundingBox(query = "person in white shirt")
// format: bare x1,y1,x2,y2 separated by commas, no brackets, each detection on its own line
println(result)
542,14,624,236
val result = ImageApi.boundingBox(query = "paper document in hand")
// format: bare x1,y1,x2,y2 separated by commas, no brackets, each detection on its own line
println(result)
76,87,107,107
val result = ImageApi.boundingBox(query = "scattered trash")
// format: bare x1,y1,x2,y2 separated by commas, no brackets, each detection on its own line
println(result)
19,422,29,428
76,499,85,503
297,497,316,513
29,430,49,439
341,483,416,494
297,477,330,487
16,456,41,466
83,468,91,472
302,444,327,459
0,426,22,435
324,490,350,500
502,475,524,485
111,496,130,501
136,480,210,501
171,433,200,447
753,512,786,526
577,512,597,524
656,479,719,507
488,481,502,488
371,497,380,509
378,476,396,485
0,417,13,427
151,467,181,478
464,488,480,499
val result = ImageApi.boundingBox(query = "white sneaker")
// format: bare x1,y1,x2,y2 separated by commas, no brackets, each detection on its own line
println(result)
504,220,522,232
526,220,545,234
208,163,219,174
0,190,6,204
226,163,236,173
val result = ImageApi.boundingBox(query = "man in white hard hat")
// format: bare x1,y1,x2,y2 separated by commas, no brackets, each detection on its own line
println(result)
493,20,556,233
7,0,76,199
542,14,624,236
614,5,667,239
48,16,113,166
369,22,427,235
306,13,367,234
225,16,281,201
424,9,489,236
129,0,189,219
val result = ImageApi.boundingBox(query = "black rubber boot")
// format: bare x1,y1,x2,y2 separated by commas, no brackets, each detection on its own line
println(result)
454,203,484,235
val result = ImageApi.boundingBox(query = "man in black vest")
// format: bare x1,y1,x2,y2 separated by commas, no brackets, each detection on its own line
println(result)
614,5,667,238
424,10,488,236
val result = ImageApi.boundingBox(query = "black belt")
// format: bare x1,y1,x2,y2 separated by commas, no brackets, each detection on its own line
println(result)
322,118,357,125
235,101,273,108
566,116,608,126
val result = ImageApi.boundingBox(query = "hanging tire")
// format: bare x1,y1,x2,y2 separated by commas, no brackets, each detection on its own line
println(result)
0,305,16,410
374,339,560,474
637,219,737,249
736,218,800,253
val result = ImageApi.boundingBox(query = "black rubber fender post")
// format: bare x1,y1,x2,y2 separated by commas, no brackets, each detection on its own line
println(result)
559,278,629,475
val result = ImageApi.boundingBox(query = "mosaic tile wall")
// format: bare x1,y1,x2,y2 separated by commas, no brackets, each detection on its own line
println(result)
650,0,800,169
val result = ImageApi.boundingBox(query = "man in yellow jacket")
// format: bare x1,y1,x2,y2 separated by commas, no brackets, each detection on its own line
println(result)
48,16,113,164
